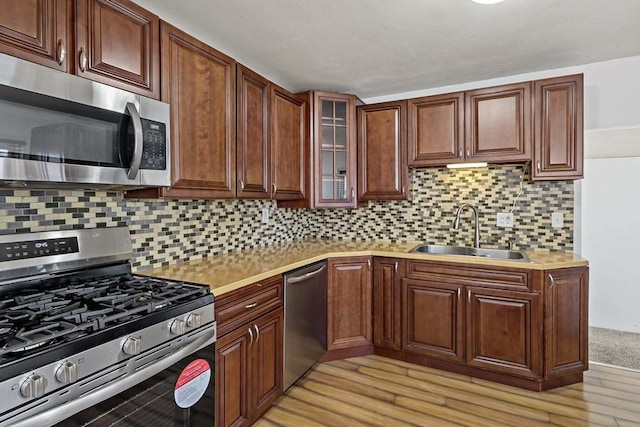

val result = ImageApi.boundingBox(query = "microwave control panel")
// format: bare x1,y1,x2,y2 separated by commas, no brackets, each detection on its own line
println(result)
140,119,167,170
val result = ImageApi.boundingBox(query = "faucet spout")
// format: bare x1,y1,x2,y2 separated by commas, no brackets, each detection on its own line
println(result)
453,204,481,248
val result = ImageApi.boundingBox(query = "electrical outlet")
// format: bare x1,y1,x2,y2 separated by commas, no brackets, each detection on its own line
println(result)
496,212,514,227
261,207,269,224
551,212,564,228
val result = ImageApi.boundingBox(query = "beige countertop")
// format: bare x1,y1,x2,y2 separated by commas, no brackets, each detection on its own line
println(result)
140,240,588,296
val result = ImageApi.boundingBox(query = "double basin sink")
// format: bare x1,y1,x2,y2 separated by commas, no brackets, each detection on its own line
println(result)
410,244,530,262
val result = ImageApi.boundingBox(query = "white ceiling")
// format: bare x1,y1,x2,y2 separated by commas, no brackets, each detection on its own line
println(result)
135,0,640,99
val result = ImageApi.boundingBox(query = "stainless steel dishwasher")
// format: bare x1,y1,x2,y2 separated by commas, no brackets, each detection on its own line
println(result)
283,261,327,390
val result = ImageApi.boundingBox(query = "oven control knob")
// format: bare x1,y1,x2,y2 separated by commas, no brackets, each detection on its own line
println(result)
186,313,202,328
122,336,142,356
20,374,45,398
170,319,186,335
55,361,78,384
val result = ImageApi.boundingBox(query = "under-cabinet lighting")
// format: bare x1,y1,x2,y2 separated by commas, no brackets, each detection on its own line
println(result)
446,162,488,169
471,0,505,4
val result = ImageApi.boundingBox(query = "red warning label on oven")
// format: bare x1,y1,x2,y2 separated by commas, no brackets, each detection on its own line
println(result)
174,359,211,408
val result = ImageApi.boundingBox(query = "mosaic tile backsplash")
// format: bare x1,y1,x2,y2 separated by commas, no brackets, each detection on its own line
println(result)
0,164,574,270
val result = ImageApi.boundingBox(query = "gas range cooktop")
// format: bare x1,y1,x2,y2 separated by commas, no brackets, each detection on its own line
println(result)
0,274,210,363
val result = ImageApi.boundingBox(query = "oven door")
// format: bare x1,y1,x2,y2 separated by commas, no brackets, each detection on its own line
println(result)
55,344,215,427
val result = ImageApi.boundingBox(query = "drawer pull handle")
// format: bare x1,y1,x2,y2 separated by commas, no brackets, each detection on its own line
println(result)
254,324,260,344
245,302,258,309
57,39,66,65
457,288,461,301
79,47,87,72
394,262,398,273
467,290,471,304
537,160,541,172
248,327,254,346
548,274,555,289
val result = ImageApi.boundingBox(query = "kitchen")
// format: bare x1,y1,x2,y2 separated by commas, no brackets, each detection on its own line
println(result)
0,0,639,426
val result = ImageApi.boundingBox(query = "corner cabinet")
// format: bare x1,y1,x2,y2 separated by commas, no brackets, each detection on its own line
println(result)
532,74,584,181
127,22,236,200
282,91,357,208
326,257,373,354
215,276,283,427
357,101,409,201
270,84,306,201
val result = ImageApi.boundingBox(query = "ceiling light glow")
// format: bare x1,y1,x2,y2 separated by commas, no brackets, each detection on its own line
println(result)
471,0,505,4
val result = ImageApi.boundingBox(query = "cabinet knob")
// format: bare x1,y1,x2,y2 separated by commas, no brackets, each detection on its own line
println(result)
55,361,78,384
57,39,66,65
20,374,45,398
79,47,87,72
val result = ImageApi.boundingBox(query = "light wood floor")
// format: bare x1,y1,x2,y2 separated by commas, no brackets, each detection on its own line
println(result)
255,355,640,427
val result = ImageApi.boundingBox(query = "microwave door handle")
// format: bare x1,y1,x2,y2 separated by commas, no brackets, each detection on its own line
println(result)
125,102,143,180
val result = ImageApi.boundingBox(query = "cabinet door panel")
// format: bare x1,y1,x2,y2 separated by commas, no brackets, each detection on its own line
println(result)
357,101,408,200
75,0,159,98
402,278,464,361
533,74,583,180
161,22,236,198
408,92,464,166
270,85,305,200
328,257,372,350
0,0,71,71
467,287,541,378
216,327,251,427
373,258,403,350
252,309,283,419
465,83,531,162
545,268,589,377
237,64,270,198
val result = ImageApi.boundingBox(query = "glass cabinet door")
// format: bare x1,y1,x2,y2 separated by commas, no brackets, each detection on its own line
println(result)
315,93,356,207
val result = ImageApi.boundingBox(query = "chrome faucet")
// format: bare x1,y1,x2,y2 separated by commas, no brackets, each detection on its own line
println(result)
452,204,481,248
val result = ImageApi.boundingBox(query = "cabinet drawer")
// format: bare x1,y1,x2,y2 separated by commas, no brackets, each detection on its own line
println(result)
407,261,531,291
216,275,283,336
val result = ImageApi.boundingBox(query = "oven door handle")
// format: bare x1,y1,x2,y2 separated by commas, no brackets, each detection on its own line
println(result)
126,102,144,180
8,327,216,427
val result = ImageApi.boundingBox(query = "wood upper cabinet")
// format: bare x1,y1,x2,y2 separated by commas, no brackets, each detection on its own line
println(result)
465,82,532,162
532,74,584,181
373,258,404,351
75,0,160,98
466,287,541,379
237,64,270,199
357,101,408,200
544,267,589,377
131,22,236,200
402,277,464,362
327,257,373,350
270,84,305,201
0,0,72,72
408,92,464,167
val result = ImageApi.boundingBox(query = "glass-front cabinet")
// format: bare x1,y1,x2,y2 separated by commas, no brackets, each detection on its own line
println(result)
314,91,357,208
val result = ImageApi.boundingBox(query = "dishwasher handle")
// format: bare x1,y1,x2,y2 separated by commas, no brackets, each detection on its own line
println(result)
286,265,326,284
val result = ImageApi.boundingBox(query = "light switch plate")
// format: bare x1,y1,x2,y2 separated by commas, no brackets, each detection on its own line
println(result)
261,207,269,224
496,212,514,227
551,212,564,228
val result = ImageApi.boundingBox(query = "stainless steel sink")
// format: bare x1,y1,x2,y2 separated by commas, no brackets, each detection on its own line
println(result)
409,244,530,261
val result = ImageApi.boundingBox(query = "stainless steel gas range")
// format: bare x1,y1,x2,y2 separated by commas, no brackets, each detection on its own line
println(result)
0,227,216,427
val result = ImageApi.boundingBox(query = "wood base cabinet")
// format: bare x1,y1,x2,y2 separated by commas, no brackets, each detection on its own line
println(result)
326,257,373,353
215,277,284,427
373,259,588,391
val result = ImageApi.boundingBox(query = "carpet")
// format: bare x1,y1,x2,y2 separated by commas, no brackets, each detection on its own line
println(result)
589,326,640,371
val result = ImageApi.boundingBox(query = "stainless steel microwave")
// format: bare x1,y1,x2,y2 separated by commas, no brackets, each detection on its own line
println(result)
0,53,170,188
